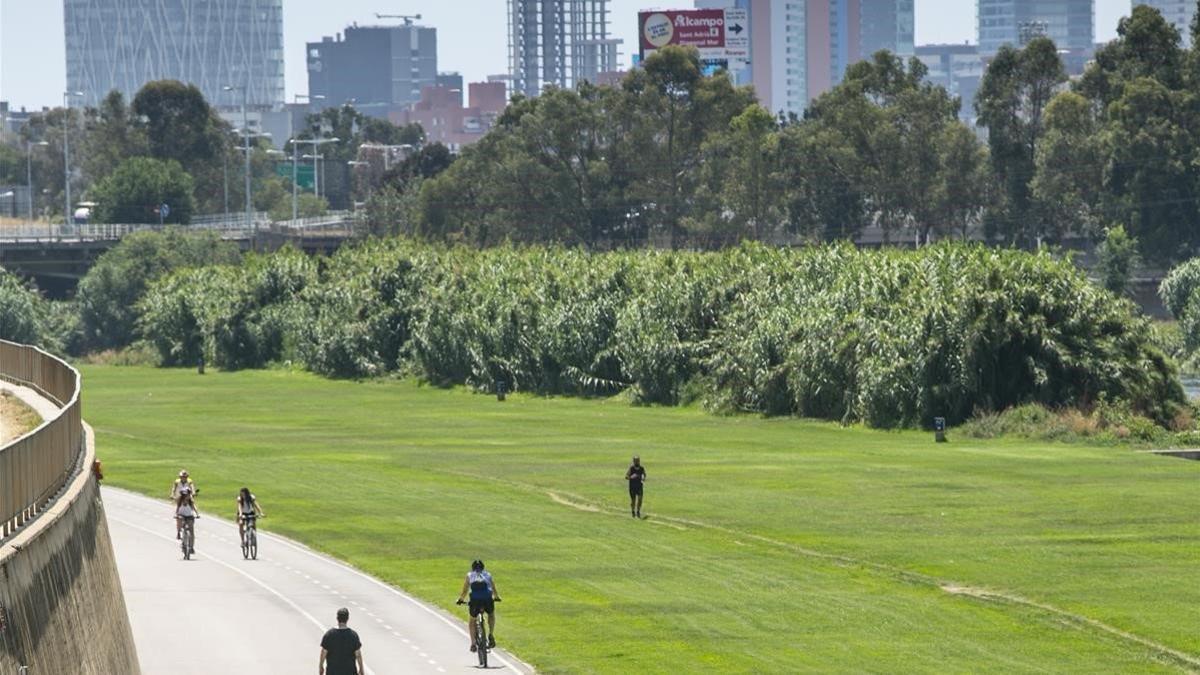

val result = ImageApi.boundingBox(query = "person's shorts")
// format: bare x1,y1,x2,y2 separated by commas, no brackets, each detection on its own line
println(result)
469,598,495,617
629,482,643,497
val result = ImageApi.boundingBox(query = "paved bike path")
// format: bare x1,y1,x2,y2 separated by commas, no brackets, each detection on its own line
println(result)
104,487,533,674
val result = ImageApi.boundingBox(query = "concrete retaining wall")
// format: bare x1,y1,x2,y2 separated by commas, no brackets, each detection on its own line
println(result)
0,426,140,673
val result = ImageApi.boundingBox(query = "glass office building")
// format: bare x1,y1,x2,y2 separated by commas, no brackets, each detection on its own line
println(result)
978,0,1094,73
64,0,285,109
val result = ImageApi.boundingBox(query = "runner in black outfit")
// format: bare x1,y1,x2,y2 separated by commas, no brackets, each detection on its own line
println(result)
626,455,646,518
319,607,364,675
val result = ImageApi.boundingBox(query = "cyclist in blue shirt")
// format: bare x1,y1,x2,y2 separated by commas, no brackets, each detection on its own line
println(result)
456,560,501,651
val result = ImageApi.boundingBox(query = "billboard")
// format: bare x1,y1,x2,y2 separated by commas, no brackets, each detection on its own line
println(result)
638,8,749,66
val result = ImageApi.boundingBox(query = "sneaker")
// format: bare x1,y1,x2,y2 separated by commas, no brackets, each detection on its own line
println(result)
488,635,496,648
470,643,477,652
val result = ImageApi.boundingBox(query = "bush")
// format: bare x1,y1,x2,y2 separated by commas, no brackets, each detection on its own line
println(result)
76,229,240,351
91,157,196,225
131,240,1185,429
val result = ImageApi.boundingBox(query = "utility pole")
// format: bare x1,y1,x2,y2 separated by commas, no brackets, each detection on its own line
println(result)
62,91,83,227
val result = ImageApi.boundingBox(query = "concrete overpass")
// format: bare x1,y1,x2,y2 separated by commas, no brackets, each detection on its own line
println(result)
0,213,357,295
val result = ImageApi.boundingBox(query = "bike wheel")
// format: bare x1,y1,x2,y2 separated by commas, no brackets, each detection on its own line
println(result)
477,621,488,668
183,528,191,560
249,529,258,560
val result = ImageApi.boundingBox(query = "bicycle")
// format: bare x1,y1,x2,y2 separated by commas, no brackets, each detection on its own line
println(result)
240,513,261,560
180,515,196,560
457,597,500,668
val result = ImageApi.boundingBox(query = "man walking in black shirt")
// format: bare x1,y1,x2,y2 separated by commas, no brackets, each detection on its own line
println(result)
626,455,646,518
319,607,364,675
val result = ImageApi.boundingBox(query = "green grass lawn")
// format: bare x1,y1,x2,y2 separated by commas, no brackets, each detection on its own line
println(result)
81,365,1200,673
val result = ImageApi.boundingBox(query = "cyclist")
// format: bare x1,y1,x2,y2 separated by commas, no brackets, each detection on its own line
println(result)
236,487,265,540
456,560,501,652
175,486,199,554
170,469,197,539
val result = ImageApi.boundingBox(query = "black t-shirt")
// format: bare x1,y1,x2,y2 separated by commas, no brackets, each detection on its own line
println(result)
320,627,361,675
627,464,646,485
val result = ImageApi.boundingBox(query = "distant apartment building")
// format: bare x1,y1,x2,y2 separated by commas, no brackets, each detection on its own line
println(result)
63,0,285,109
915,43,985,123
395,81,509,151
307,23,437,119
977,0,1095,73
1135,0,1197,46
508,0,622,96
692,0,915,117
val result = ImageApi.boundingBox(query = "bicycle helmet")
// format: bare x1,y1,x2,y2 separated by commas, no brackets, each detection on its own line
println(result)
471,559,485,572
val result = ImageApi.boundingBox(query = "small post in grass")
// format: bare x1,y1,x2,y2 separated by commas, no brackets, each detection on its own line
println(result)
934,417,947,443
496,379,507,402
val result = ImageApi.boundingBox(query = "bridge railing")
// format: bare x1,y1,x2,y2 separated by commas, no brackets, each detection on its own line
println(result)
0,340,83,540
0,211,354,242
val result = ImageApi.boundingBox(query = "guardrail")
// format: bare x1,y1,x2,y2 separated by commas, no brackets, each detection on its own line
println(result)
0,211,355,243
0,340,83,539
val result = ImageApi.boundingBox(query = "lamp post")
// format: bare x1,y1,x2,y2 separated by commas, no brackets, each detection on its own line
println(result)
223,84,252,244
62,91,83,226
26,140,49,224
289,94,324,221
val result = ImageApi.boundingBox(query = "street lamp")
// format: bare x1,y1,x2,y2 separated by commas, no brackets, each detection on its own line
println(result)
62,91,83,226
289,94,325,221
292,137,339,207
26,140,49,224
223,84,253,242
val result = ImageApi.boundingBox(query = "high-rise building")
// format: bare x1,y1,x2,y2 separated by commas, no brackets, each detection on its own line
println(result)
692,0,914,116
64,0,285,109
977,0,1095,73
916,43,985,123
307,23,438,118
860,0,915,60
508,0,621,97
1135,1,1197,47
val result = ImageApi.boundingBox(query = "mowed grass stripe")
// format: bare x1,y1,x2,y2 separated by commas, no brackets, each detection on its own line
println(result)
81,366,1200,673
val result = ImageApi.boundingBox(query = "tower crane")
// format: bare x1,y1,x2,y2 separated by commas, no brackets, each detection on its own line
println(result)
375,13,421,26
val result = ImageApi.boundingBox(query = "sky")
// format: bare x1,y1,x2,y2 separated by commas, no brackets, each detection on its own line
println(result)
1,0,1133,111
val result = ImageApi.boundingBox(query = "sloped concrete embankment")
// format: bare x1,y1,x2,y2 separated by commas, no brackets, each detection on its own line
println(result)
0,340,139,674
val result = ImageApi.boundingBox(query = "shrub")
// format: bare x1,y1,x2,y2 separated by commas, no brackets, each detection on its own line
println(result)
131,239,1185,429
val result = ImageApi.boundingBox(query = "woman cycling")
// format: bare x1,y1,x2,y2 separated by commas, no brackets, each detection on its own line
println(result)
175,486,199,554
236,487,265,540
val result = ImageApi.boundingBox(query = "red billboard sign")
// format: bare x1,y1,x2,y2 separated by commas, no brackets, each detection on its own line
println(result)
638,9,749,63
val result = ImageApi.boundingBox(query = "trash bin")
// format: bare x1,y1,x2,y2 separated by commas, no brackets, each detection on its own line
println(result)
934,417,947,443
496,379,507,402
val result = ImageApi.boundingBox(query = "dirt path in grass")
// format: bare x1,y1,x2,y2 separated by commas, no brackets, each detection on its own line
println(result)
459,469,1200,672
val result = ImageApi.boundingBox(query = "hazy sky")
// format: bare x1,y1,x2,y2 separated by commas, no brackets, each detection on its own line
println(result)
1,0,1132,110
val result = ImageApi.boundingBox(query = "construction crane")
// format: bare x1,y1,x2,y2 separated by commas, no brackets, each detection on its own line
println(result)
375,13,421,26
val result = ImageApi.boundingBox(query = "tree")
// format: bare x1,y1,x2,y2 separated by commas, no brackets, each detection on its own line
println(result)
777,122,867,241
933,124,991,239
1078,5,1184,109
975,38,1067,247
82,91,148,186
75,229,240,350
1103,77,1198,261
1030,92,1106,241
694,104,781,244
621,46,755,246
91,157,195,224
1096,224,1141,297
132,80,231,212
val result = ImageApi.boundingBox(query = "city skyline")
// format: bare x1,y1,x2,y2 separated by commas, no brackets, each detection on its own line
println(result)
2,0,1133,111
